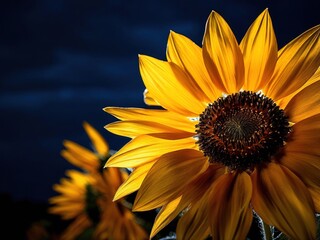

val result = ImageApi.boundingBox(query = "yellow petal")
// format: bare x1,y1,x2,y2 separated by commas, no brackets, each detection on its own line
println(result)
203,11,244,94
285,113,320,155
63,140,99,169
167,31,221,101
181,164,225,203
277,67,320,109
285,80,320,122
139,55,206,115
151,196,185,238
143,88,160,106
106,120,193,139
251,163,316,240
104,107,196,133
280,151,320,212
61,150,97,173
176,193,210,240
82,122,109,157
113,161,156,201
105,135,197,168
209,172,253,240
133,149,207,211
264,25,320,100
240,9,277,91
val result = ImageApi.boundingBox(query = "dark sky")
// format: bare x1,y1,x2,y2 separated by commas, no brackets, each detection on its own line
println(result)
0,0,319,202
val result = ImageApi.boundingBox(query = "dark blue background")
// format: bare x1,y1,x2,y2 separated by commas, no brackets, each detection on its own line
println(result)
0,0,319,202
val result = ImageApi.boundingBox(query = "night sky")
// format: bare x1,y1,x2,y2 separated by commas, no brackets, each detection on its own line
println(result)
0,0,319,203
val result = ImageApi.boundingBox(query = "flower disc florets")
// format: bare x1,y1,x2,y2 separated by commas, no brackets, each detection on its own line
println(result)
196,91,291,171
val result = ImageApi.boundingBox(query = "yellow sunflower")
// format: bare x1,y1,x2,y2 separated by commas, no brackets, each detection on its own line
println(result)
49,123,148,240
104,9,320,240
49,170,97,240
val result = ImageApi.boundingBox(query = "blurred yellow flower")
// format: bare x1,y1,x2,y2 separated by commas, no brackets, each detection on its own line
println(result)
105,9,320,240
49,170,97,239
49,123,147,240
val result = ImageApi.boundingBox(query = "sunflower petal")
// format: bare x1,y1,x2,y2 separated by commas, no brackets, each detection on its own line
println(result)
251,163,316,240
133,149,207,211
265,25,320,100
285,114,320,155
176,193,210,240
106,120,193,138
208,172,252,240
105,135,197,168
203,11,244,94
280,151,320,212
277,67,320,109
104,107,195,133
139,55,206,115
240,9,277,91
113,161,156,201
143,88,160,106
167,31,221,101
62,141,99,171
151,196,185,238
285,80,320,122
83,122,109,156
61,150,97,173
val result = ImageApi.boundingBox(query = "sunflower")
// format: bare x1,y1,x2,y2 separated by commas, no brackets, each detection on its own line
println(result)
49,123,148,240
49,170,97,239
104,9,320,240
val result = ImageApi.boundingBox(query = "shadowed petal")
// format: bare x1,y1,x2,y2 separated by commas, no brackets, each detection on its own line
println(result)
150,196,186,238
280,151,320,212
240,9,277,91
285,80,320,122
251,163,316,240
203,11,244,94
209,172,253,240
176,193,210,240
285,114,320,155
133,149,207,211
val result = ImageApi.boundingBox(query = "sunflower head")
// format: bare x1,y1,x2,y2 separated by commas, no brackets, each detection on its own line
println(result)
105,8,320,240
196,90,292,171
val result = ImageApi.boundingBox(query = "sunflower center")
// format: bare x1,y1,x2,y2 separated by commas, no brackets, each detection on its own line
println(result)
196,91,291,171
